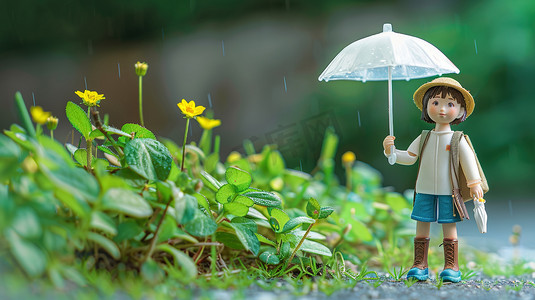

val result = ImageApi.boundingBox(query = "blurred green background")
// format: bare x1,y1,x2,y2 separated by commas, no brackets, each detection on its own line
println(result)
1,0,534,195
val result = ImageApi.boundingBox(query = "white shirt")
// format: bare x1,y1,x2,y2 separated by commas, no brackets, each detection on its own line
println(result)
392,130,481,195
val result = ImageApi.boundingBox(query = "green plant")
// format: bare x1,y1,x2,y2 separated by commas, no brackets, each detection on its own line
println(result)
387,265,408,281
403,277,418,287
460,268,478,281
0,58,427,293
506,281,525,292
435,275,444,290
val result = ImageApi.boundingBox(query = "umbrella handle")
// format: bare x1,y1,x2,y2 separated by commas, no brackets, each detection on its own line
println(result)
388,146,396,165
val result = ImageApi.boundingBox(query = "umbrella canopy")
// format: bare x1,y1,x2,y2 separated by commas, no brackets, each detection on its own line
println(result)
318,23,459,82
318,24,459,164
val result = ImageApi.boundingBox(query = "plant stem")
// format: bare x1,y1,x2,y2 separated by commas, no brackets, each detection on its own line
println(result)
180,118,190,172
92,109,124,158
87,138,93,173
286,221,315,269
50,130,54,140
211,232,217,275
138,76,144,127
144,195,173,264
345,164,352,192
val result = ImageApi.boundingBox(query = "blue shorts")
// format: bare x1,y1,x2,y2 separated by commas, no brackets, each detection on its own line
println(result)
411,193,461,224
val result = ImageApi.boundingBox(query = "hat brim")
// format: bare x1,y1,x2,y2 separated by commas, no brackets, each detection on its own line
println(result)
413,80,474,118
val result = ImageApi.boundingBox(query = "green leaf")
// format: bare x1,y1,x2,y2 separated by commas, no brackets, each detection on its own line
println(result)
101,188,153,218
90,125,131,139
298,239,332,257
99,175,130,194
280,241,291,259
281,216,315,233
230,217,257,232
215,232,245,250
184,210,217,237
11,207,41,239
194,193,210,212
265,150,285,176
255,233,277,247
90,211,117,236
259,249,280,265
234,195,254,207
66,101,92,140
224,202,249,217
46,164,100,202
114,220,143,243
0,135,22,181
269,208,289,233
175,194,197,224
229,218,259,256
306,198,321,219
141,258,164,284
157,216,198,244
200,170,223,191
124,138,173,181
385,192,411,213
204,152,219,174
120,123,156,140
345,218,373,242
37,136,73,166
73,148,93,167
87,232,120,259
283,169,312,189
156,244,197,279
54,189,90,218
225,166,252,192
6,230,46,277
14,92,36,138
215,184,237,204
318,207,334,219
242,191,281,207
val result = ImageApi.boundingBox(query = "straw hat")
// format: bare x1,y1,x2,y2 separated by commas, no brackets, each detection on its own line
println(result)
413,77,475,117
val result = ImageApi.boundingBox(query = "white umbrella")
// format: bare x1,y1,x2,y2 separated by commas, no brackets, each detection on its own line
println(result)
473,198,487,233
318,23,460,164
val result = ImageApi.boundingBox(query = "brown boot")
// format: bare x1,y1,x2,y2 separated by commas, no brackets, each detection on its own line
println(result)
411,237,430,270
407,237,430,280
439,238,462,283
442,238,459,271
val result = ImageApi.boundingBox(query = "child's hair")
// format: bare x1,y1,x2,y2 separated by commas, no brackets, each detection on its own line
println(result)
421,86,467,125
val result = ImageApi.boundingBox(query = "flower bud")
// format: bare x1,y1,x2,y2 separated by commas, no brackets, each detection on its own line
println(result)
227,151,242,163
135,61,148,77
46,116,58,131
342,151,356,165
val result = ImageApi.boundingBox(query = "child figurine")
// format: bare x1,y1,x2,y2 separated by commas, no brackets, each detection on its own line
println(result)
383,77,484,283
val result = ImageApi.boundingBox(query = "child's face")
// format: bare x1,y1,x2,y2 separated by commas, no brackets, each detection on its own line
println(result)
426,92,464,125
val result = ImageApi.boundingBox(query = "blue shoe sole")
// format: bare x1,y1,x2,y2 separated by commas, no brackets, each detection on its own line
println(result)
440,269,462,283
406,267,429,281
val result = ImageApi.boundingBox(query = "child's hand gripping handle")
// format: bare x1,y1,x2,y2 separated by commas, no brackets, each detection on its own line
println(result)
383,136,396,165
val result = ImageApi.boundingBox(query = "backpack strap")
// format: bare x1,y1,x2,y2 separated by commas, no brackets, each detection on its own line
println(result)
450,131,463,182
418,130,430,155
449,131,469,220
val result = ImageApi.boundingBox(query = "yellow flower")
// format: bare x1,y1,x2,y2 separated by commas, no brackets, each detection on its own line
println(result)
177,99,205,119
135,61,148,77
342,151,356,165
196,116,221,130
30,106,52,124
46,116,59,130
227,151,242,163
75,90,105,107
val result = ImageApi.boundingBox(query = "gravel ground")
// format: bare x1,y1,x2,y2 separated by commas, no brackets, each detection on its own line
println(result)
201,275,535,300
